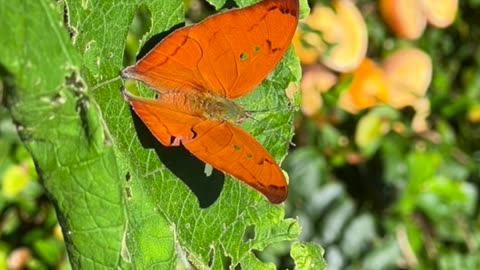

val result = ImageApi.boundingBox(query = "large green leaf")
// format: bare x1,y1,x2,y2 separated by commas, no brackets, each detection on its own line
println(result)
0,0,324,269
0,1,132,269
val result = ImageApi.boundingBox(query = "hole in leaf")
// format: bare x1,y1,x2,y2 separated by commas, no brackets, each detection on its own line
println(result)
125,186,132,200
207,246,214,267
224,254,233,269
242,224,256,243
204,164,213,177
65,70,85,90
61,1,78,41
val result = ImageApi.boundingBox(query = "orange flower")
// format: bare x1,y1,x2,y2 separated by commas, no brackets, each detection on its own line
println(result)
380,0,458,40
293,0,367,72
339,58,389,113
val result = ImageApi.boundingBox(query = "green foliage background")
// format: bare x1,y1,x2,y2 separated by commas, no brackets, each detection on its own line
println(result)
285,0,480,269
0,0,479,270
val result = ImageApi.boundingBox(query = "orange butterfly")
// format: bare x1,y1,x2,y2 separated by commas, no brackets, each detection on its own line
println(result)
121,0,299,204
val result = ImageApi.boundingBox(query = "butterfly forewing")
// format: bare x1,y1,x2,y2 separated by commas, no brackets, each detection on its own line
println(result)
122,0,299,98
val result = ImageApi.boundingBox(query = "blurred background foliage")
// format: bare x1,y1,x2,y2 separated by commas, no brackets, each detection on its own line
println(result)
0,109,69,269
285,0,480,269
1,0,479,269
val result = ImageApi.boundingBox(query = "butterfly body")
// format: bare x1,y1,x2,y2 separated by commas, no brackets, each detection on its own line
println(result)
122,89,245,141
122,0,299,204
189,92,245,123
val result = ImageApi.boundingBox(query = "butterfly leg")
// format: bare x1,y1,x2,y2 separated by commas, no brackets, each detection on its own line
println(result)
171,136,183,146
171,134,196,146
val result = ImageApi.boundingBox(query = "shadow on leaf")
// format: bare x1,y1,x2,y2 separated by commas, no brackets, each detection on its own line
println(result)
128,106,224,208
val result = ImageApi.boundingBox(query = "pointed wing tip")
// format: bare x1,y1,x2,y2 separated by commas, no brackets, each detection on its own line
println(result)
265,186,288,204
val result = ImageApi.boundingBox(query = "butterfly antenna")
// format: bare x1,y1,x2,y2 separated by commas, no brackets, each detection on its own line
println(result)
246,114,296,147
246,101,299,114
90,76,122,92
